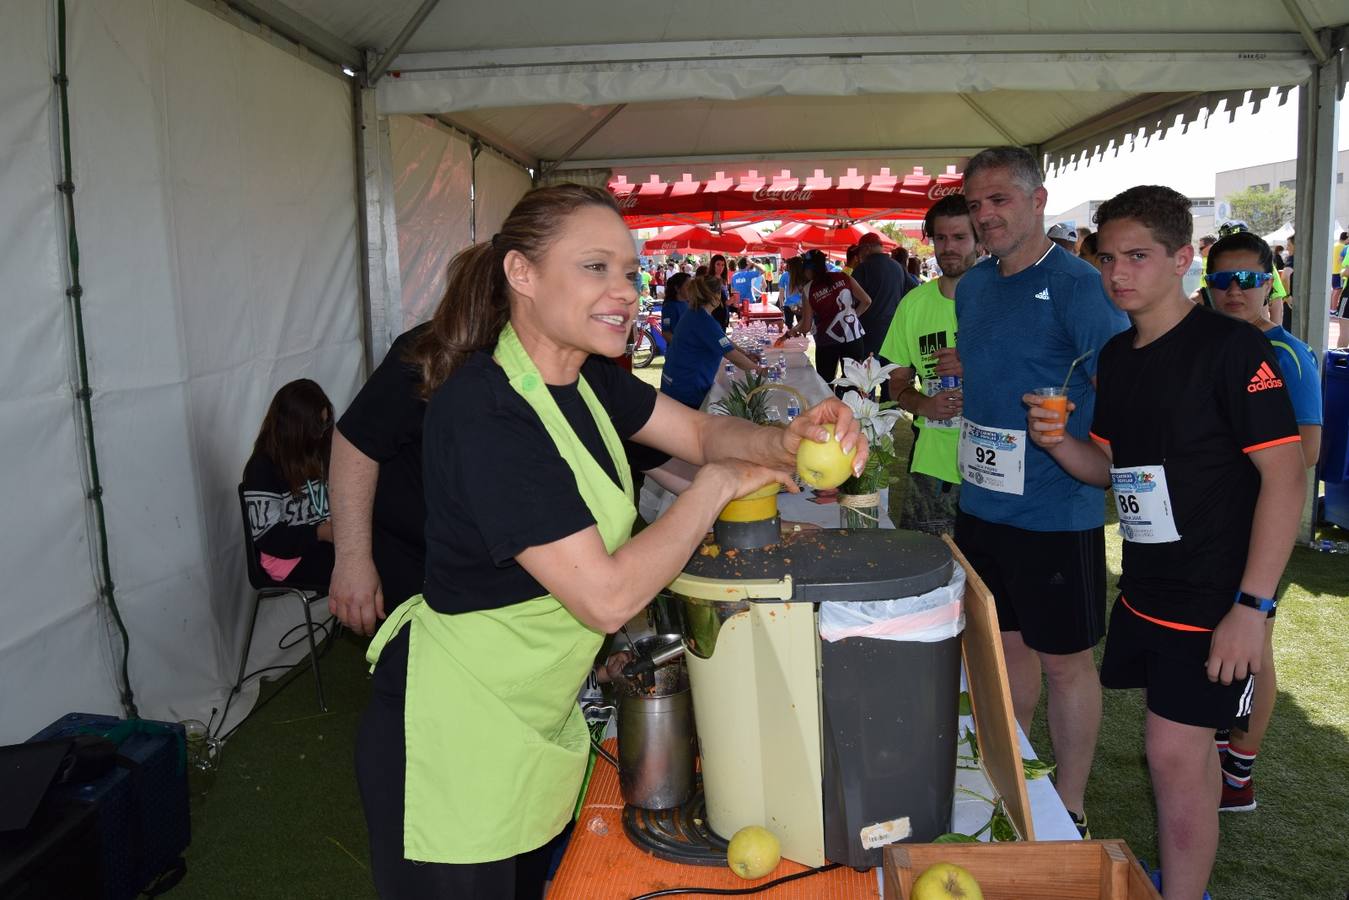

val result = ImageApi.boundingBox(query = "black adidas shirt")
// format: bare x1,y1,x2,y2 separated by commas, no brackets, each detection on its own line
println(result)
422,351,659,615
1090,306,1299,629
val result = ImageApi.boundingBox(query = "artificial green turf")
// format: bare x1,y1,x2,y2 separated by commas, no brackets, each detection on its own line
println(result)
179,633,376,899
181,398,1348,900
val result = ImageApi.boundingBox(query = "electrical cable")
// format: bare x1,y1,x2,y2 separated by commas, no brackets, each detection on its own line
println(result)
213,604,339,742
627,863,843,899
588,730,619,769
53,0,138,719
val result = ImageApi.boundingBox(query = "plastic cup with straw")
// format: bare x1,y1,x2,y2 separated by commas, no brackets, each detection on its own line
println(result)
1033,350,1093,438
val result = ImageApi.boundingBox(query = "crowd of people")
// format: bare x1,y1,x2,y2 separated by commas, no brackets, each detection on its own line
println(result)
236,145,1327,899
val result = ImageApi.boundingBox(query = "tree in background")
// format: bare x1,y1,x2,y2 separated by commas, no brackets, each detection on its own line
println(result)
873,221,927,258
1226,186,1296,236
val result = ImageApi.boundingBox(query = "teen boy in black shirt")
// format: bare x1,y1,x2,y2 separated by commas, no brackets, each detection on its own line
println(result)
1024,186,1304,900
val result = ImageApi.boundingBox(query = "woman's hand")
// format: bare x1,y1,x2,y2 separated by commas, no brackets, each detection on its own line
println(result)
781,398,868,477
700,458,800,505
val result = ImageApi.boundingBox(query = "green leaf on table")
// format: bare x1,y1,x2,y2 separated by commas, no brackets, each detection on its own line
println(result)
933,832,979,843
990,804,1018,842
1023,758,1056,780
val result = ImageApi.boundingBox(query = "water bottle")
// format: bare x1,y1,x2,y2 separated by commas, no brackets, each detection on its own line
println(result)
786,399,801,422
724,362,735,381
776,352,788,381
1310,539,1349,553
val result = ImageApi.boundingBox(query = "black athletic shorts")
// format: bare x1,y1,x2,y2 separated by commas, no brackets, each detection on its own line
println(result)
1100,597,1254,731
954,512,1106,655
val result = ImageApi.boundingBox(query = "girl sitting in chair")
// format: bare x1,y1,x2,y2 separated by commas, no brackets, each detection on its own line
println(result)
242,379,335,588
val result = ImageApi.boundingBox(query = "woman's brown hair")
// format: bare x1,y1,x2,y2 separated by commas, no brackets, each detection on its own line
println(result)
251,379,333,492
408,183,624,397
686,275,724,311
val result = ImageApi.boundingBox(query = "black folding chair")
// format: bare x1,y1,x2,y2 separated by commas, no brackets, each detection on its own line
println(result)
233,483,330,712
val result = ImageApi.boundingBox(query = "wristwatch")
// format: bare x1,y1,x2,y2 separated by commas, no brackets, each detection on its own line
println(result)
1233,590,1277,615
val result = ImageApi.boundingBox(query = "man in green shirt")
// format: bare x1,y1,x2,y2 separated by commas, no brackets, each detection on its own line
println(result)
881,194,980,534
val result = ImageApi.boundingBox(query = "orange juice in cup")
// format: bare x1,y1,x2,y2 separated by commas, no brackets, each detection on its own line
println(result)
1034,386,1069,437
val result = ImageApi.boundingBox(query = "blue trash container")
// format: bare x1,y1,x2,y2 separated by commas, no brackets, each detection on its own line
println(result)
1320,349,1349,528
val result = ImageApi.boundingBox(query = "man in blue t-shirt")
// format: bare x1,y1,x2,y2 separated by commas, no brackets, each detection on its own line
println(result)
954,146,1130,836
729,257,763,307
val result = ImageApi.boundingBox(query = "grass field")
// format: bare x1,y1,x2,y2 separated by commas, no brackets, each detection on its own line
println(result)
178,358,1349,898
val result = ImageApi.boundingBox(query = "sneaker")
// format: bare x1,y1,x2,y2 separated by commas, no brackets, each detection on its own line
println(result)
1220,779,1257,812
1069,810,1091,839
1139,860,1213,900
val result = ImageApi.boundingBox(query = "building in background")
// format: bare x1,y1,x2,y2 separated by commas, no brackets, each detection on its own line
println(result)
1050,197,1215,245
1215,150,1349,231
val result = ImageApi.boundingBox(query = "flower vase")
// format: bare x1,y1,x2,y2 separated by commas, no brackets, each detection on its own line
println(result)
838,490,881,529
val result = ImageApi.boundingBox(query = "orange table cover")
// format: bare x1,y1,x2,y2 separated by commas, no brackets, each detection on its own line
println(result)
547,740,879,899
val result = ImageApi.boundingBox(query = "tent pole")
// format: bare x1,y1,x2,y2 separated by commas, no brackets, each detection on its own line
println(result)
367,0,443,85
470,141,482,243
1292,40,1342,543
353,69,404,369
538,104,628,180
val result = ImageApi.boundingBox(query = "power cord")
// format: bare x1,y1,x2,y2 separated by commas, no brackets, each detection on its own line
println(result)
627,863,842,899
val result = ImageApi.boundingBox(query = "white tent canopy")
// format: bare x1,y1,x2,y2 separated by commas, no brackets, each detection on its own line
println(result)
2,0,1344,742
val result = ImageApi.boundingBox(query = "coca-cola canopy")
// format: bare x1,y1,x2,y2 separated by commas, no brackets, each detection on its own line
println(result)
612,168,963,228
639,225,748,254
765,223,898,253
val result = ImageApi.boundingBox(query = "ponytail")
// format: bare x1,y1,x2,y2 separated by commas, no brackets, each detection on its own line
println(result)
407,183,624,398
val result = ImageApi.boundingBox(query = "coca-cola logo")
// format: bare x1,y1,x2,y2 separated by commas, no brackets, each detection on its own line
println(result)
615,193,639,209
752,186,814,203
927,183,962,200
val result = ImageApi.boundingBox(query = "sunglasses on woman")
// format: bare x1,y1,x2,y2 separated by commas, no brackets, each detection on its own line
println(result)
1208,270,1272,291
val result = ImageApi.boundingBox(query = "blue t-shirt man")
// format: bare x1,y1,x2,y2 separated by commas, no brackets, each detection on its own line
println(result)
730,268,763,305
955,245,1130,531
1265,325,1322,425
660,308,737,409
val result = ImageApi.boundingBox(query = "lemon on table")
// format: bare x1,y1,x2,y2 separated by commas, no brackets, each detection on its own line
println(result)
725,825,780,879
795,423,858,489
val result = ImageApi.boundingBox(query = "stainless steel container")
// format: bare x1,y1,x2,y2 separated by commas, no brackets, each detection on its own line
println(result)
616,636,696,810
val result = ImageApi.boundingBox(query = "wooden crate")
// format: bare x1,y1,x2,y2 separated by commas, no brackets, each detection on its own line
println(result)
883,840,1163,900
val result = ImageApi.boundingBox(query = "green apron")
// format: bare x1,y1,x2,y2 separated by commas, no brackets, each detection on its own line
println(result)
366,323,636,864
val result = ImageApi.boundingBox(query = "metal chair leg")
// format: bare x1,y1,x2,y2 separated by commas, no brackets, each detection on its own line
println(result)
297,590,327,712
233,592,263,696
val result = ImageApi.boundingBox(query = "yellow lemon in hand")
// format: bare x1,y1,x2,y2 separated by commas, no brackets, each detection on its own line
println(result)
795,424,857,489
726,825,780,879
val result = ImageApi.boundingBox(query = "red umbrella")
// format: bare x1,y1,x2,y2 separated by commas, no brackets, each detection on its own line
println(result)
723,225,774,254
640,225,746,255
764,223,897,253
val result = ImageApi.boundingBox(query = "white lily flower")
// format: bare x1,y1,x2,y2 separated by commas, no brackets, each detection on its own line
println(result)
833,355,901,394
843,390,905,444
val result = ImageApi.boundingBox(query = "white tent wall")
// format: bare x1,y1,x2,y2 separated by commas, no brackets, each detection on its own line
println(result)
388,114,532,332
473,150,533,245
389,115,470,331
0,0,125,743
0,0,364,743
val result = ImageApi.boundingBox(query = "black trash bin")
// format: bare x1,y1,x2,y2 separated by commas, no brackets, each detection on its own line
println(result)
819,572,965,869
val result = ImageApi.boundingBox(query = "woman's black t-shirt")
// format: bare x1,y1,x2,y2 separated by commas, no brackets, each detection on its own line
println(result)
422,351,659,615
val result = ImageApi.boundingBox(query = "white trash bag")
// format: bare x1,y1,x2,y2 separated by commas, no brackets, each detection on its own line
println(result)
819,564,965,643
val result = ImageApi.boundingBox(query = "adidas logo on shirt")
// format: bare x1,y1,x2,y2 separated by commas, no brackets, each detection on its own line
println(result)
1247,362,1284,393
1034,288,1051,300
